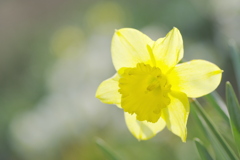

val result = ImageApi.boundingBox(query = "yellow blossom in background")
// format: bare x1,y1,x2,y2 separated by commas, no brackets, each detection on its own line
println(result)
96,27,222,142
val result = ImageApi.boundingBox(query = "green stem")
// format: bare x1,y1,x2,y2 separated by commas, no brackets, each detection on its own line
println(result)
95,138,121,160
192,99,239,160
194,138,214,160
229,40,240,94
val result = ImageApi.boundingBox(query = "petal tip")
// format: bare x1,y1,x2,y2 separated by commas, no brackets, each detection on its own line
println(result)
115,29,122,37
180,130,187,142
95,88,101,98
207,69,223,77
172,27,180,32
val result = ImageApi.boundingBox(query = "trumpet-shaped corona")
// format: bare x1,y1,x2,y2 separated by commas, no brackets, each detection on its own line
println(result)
119,63,171,123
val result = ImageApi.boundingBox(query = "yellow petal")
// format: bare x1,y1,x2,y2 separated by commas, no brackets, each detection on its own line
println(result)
124,112,166,140
111,28,154,70
168,60,223,98
153,27,183,73
95,74,121,106
162,91,189,142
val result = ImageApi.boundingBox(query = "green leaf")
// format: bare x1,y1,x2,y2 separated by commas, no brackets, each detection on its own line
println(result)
191,99,239,160
95,138,121,160
191,102,224,160
226,82,240,155
229,40,240,93
194,138,214,160
204,91,229,122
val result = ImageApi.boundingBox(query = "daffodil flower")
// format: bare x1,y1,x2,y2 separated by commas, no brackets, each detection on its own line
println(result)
96,28,222,142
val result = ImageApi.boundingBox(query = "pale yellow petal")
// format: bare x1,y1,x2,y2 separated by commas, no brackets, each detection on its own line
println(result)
168,60,223,98
95,74,121,106
111,28,154,70
153,27,183,73
124,112,166,140
162,91,189,142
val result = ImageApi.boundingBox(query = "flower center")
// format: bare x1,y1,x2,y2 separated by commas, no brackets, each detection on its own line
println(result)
118,63,171,123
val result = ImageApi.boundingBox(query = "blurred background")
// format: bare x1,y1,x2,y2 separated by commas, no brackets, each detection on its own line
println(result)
0,0,240,159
